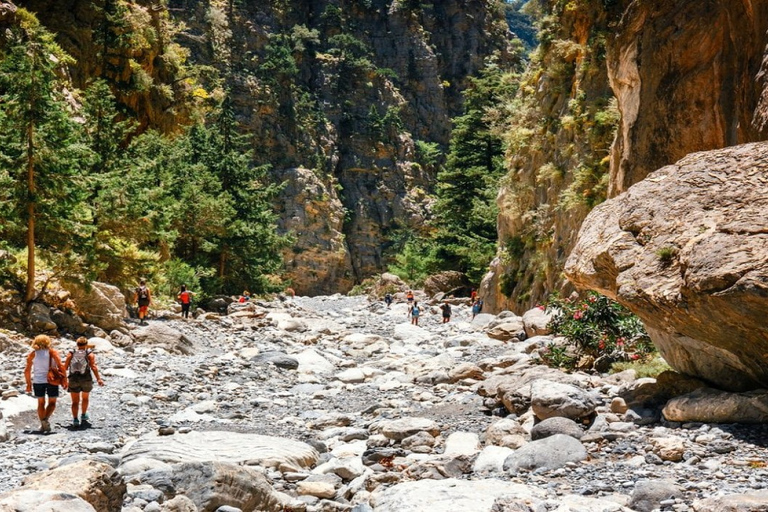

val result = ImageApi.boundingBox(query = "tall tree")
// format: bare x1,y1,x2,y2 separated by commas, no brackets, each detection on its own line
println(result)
431,64,514,282
0,10,94,301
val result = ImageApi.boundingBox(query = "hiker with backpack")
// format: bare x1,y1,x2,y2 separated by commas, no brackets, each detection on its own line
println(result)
133,279,152,325
64,337,104,428
24,335,68,433
440,301,452,323
177,284,194,319
409,301,421,326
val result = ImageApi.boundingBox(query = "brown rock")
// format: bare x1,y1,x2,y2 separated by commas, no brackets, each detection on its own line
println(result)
566,142,768,391
663,388,768,424
22,460,125,512
423,271,471,298
67,281,127,332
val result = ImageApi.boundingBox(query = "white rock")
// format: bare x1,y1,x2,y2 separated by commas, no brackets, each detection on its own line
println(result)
335,368,366,383
443,432,481,457
295,349,335,375
371,478,545,512
473,445,514,474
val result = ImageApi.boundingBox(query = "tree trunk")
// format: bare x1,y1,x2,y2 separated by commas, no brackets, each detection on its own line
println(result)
25,120,36,303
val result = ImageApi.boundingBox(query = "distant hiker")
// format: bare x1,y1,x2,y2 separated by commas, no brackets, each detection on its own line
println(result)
177,284,194,319
133,279,152,325
24,335,68,433
472,299,483,320
384,293,392,307
285,287,296,298
440,301,452,323
64,337,104,428
239,290,251,303
470,288,477,303
406,290,414,304
410,301,420,326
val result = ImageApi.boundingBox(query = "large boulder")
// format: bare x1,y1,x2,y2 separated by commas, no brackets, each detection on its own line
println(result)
121,431,319,471
21,460,125,512
135,461,283,512
565,142,768,392
132,323,194,355
370,478,545,512
67,281,127,332
0,489,96,511
502,434,587,473
27,302,57,332
423,271,471,297
662,388,768,424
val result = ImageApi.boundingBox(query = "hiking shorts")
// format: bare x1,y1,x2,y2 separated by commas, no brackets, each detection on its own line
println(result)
68,374,93,393
33,383,59,398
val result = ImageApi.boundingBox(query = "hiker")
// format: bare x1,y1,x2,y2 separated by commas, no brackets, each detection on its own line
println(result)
285,287,296,298
472,299,483,320
384,293,392,308
133,279,152,325
470,288,478,302
410,301,420,326
64,337,104,428
440,301,452,323
24,335,68,433
177,284,194,319
406,290,414,305
239,290,250,303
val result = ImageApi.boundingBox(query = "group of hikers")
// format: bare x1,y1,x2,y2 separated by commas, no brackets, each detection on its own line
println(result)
22,280,483,432
24,334,104,432
383,288,483,325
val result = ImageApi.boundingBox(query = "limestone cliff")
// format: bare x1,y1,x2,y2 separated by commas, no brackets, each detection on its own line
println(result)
486,0,768,312
565,142,768,392
14,0,515,295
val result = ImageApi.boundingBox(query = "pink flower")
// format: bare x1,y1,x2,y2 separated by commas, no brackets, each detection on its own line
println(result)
630,354,640,360
573,311,583,320
598,341,605,350
537,305,545,310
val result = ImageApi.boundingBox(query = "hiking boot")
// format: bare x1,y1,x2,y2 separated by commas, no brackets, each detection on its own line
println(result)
80,413,91,427
72,417,80,427
40,418,51,432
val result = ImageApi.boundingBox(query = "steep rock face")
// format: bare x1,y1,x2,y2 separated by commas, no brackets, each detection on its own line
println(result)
16,0,197,133
565,142,768,391
276,168,353,295
8,0,513,295
607,0,768,195
163,0,513,293
487,0,768,312
482,2,616,312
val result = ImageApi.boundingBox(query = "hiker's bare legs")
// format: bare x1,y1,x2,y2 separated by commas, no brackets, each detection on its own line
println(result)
44,398,56,420
81,392,90,416
36,398,46,420
71,392,81,418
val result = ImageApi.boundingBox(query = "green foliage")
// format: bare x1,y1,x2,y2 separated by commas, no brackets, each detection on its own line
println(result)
387,237,439,286
0,10,97,299
545,292,655,370
610,357,672,378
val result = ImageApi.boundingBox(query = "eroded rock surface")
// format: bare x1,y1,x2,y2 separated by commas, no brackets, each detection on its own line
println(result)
566,142,768,391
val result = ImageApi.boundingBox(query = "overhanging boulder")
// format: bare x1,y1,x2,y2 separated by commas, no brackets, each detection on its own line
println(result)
565,142,768,392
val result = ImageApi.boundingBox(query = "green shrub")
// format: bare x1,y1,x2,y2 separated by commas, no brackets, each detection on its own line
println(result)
656,246,678,265
546,291,654,370
610,356,671,378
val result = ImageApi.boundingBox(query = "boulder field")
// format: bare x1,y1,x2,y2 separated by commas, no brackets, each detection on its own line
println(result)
0,294,766,511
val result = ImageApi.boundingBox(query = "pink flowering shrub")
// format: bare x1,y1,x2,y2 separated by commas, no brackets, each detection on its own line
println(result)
543,291,654,370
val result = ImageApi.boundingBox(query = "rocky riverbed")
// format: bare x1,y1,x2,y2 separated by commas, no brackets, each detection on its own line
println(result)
0,294,767,512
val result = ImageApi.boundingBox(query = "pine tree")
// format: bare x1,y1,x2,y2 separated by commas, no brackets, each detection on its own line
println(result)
0,10,94,301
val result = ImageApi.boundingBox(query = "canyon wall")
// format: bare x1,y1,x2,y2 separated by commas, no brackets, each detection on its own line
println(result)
485,0,768,312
